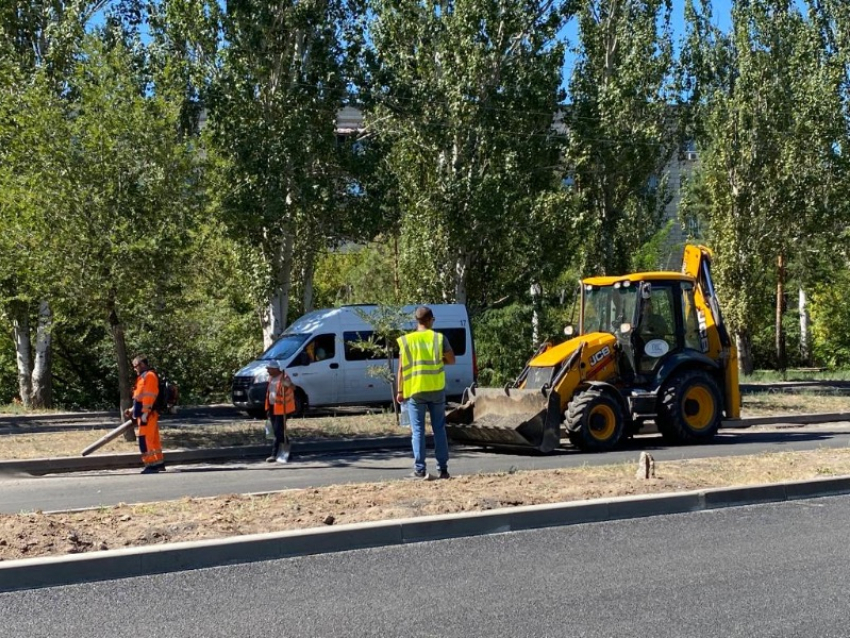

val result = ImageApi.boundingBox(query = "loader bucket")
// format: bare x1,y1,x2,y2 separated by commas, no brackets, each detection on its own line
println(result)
445,386,563,453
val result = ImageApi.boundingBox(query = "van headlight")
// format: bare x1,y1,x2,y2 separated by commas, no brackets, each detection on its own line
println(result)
253,369,269,384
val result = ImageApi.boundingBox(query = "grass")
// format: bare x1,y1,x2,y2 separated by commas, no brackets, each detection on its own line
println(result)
744,369,850,382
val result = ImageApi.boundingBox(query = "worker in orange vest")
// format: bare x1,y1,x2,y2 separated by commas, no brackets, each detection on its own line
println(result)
264,360,297,463
124,354,165,474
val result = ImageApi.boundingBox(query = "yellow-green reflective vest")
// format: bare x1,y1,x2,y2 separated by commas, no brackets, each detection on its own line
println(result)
397,330,445,397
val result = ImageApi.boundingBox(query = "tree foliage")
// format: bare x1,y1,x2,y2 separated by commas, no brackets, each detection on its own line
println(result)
7,0,850,409
366,0,576,306
680,0,850,371
565,0,677,275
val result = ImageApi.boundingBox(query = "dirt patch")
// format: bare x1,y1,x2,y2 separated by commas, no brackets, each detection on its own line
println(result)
3,448,850,562
2,391,849,460
2,392,850,562
0,413,402,460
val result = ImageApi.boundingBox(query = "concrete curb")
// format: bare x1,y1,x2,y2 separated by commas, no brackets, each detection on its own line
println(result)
3,475,850,593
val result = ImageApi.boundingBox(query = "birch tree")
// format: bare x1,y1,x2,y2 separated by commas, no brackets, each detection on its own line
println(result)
0,1,105,407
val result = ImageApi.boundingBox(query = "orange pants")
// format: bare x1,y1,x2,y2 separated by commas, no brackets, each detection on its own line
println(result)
138,412,163,467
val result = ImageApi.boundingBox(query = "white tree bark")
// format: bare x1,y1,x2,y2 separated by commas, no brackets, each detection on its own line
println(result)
530,283,542,348
31,299,53,409
735,331,754,375
453,251,469,304
11,301,33,408
262,233,294,349
798,287,811,365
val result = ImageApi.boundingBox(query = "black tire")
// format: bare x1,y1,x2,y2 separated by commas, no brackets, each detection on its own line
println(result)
565,387,625,452
656,369,722,444
247,408,266,420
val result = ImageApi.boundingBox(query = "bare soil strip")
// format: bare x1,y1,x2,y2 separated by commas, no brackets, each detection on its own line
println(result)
2,392,850,562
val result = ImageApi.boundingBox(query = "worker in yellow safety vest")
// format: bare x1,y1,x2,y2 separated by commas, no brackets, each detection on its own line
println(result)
396,305,455,480
124,354,165,474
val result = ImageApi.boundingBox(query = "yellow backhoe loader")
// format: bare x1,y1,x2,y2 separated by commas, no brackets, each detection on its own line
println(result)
445,245,741,453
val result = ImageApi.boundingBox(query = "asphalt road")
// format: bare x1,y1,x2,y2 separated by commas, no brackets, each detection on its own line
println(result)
2,422,850,513
2,493,850,637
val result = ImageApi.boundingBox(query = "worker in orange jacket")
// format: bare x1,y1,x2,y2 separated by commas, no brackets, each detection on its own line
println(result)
264,360,297,463
124,354,165,474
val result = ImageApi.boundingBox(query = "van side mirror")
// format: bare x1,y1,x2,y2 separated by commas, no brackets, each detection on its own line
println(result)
298,352,311,366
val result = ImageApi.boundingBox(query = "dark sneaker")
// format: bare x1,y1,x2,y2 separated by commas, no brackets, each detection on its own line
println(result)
407,470,429,480
265,456,276,463
140,464,164,474
438,470,450,480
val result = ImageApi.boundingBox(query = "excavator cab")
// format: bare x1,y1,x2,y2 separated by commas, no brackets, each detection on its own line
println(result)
445,245,741,454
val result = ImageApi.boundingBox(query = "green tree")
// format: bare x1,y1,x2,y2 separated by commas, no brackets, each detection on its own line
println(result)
45,35,202,410
565,0,677,276
204,0,362,348
0,1,108,408
680,0,849,373
366,0,575,307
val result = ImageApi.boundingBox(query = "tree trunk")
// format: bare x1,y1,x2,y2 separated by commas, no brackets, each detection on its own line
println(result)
31,300,53,409
302,248,315,314
453,251,469,304
393,232,401,304
798,287,811,366
775,253,786,371
530,283,541,348
10,300,33,408
262,233,294,349
736,330,754,375
108,305,135,442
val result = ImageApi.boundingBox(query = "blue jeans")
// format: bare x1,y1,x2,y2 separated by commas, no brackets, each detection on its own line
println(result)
407,398,449,473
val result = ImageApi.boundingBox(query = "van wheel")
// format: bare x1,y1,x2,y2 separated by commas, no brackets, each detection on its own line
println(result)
565,388,625,452
247,408,266,420
657,370,722,444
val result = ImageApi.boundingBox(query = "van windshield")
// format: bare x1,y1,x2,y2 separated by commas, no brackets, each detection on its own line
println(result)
260,334,309,362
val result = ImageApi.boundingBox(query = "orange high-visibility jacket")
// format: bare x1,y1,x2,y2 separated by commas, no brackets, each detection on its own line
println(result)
134,370,159,417
265,373,296,415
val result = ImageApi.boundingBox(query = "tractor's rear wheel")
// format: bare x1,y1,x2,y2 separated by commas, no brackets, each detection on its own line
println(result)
657,370,722,444
566,387,625,452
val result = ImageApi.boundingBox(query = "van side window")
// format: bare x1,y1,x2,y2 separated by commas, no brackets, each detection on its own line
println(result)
436,328,466,356
343,331,394,361
291,333,336,366
309,334,336,362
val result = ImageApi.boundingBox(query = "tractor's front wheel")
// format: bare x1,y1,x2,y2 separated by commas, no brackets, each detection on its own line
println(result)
657,370,722,444
566,387,625,452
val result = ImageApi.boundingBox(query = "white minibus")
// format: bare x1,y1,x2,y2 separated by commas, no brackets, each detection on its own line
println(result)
231,304,476,416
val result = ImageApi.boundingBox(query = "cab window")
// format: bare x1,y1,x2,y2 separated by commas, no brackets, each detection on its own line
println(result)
681,283,703,351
